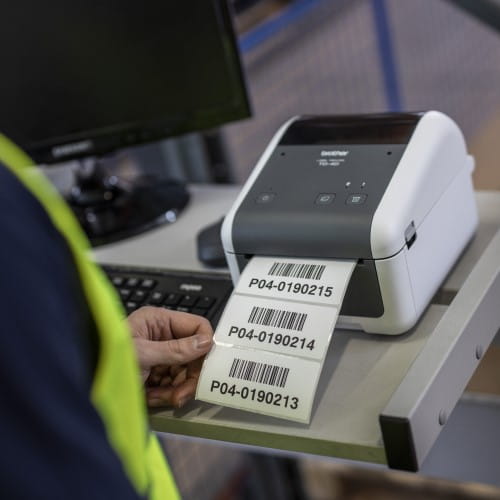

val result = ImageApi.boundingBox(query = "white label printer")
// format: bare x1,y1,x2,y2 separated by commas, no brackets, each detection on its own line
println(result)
221,111,478,334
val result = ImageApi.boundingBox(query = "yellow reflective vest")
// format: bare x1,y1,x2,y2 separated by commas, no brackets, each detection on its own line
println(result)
0,134,179,500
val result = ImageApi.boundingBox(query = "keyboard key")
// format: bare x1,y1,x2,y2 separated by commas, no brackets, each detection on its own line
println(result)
140,278,156,289
119,288,132,300
148,291,165,304
179,295,198,307
130,290,148,303
196,296,215,309
103,264,233,328
126,301,138,313
164,293,181,306
176,306,191,313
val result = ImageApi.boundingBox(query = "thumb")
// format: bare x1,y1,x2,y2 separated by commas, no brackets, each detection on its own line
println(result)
135,333,213,369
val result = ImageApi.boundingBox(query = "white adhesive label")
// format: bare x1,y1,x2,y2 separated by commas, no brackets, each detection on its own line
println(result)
215,295,337,361
238,256,355,305
197,256,356,423
196,346,319,423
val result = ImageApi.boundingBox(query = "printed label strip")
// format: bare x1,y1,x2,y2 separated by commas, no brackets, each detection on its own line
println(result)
197,256,356,423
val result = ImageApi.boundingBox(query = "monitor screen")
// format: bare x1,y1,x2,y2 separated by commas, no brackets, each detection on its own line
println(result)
0,0,250,164
0,0,250,245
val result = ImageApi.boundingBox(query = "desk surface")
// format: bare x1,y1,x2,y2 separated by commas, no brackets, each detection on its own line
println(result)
93,184,237,274
93,186,500,468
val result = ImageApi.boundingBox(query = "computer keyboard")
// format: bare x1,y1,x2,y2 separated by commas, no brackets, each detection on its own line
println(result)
102,264,233,327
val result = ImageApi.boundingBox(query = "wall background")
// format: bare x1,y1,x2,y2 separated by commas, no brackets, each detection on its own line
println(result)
220,0,500,188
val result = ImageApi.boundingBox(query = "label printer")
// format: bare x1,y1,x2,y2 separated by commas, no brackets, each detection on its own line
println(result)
221,111,478,334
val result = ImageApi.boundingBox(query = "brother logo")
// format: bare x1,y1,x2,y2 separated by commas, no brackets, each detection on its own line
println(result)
180,283,203,292
321,150,349,157
52,140,93,158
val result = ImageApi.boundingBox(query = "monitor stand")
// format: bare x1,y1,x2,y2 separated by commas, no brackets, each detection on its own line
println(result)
68,157,189,247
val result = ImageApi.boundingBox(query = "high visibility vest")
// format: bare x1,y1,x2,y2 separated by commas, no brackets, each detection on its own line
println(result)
0,134,179,500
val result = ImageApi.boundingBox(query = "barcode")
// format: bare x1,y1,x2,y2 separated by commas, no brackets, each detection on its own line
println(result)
229,358,290,388
248,306,307,332
268,262,326,280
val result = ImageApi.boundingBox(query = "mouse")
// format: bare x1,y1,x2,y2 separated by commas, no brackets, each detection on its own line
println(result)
196,217,227,267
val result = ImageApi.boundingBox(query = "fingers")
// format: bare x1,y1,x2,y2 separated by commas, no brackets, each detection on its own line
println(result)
146,359,203,408
129,306,214,342
134,332,212,370
162,308,213,340
147,375,199,408
129,307,214,408
130,307,214,371
147,365,172,387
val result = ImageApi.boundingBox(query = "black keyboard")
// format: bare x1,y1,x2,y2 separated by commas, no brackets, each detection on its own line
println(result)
102,264,233,327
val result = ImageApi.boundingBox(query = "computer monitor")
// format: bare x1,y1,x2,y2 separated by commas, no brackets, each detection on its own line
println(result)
0,0,250,245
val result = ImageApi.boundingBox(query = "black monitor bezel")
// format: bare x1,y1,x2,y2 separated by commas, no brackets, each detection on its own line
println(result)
23,1,251,165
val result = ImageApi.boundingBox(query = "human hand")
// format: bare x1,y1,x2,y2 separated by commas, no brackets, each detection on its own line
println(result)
127,306,214,408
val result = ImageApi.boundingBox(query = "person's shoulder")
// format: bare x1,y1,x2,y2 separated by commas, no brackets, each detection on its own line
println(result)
0,162,141,500
0,160,97,385
0,163,74,263
0,162,55,227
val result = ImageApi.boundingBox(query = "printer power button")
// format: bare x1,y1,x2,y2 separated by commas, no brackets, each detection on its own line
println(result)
315,193,336,205
256,192,276,204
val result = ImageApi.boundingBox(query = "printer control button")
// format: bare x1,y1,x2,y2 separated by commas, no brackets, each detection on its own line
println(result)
256,192,276,204
315,193,336,205
346,194,367,205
